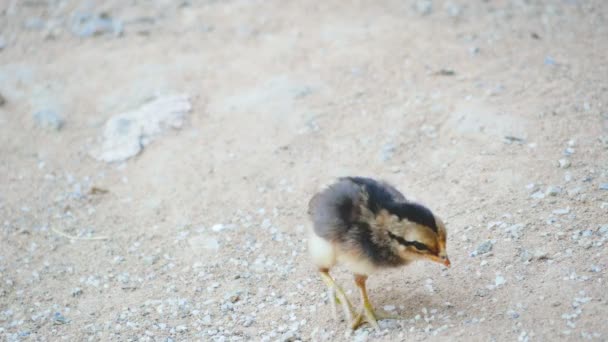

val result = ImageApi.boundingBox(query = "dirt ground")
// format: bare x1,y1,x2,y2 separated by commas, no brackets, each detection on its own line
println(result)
1,0,608,341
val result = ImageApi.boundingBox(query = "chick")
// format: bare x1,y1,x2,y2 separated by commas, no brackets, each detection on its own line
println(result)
308,177,450,329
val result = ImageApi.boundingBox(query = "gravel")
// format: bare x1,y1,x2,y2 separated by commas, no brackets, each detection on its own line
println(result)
71,12,123,38
546,186,562,196
471,240,494,257
33,109,64,130
558,159,571,168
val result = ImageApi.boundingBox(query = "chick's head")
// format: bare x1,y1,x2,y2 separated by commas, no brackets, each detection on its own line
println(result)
387,214,450,268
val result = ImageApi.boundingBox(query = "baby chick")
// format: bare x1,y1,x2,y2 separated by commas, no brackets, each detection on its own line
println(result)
308,177,450,329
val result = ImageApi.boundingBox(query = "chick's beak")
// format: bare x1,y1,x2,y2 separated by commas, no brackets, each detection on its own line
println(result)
428,254,451,268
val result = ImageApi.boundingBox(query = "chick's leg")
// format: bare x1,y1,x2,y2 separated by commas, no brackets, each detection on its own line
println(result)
319,269,355,323
351,275,403,330
351,274,380,330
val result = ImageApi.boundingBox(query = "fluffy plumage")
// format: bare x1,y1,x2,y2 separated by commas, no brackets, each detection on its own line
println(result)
308,177,450,329
308,177,450,274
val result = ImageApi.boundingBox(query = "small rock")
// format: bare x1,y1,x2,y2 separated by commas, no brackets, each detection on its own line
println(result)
380,143,397,161
444,2,462,17
495,275,506,287
531,191,545,199
23,17,45,30
0,92,5,106
188,235,219,253
211,224,224,232
590,265,601,273
471,240,493,256
552,208,570,215
71,12,123,38
33,109,64,130
71,287,83,297
415,0,433,15
91,94,191,162
599,183,608,191
53,312,69,325
558,159,571,169
144,255,159,265
533,250,549,260
544,56,556,66
563,147,575,156
507,310,520,319
0,36,5,50
383,305,396,312
505,224,525,239
546,186,562,196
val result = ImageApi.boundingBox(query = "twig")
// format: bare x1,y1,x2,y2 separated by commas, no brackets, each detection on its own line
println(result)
51,228,109,241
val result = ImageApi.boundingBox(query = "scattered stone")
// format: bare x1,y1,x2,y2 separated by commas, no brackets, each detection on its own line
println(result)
599,183,608,191
71,12,123,38
504,136,525,144
71,287,83,297
383,305,396,312
546,186,562,196
558,159,571,169
471,240,493,257
211,224,225,232
533,250,549,260
436,69,456,76
495,275,506,287
23,17,45,30
590,265,601,273
507,310,520,319
380,142,397,161
188,235,219,253
91,94,191,162
530,191,545,199
53,312,69,325
505,224,525,239
599,136,608,149
552,208,570,215
144,255,160,265
33,109,64,130
420,124,438,138
444,2,462,17
415,0,433,15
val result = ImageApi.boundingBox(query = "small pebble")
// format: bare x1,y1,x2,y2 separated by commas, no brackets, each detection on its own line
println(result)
553,208,570,215
33,109,64,130
71,12,123,37
495,275,506,287
53,312,69,325
383,305,396,312
546,186,562,196
471,240,493,256
415,0,433,15
558,159,571,168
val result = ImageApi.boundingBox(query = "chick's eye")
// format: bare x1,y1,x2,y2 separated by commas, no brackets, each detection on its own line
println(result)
411,241,429,252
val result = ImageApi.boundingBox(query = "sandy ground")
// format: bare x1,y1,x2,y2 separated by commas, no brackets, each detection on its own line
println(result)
1,0,608,341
